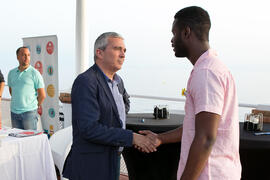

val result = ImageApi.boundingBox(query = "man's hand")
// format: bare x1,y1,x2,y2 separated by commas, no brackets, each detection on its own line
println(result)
134,127,183,153
139,130,161,147
132,133,157,153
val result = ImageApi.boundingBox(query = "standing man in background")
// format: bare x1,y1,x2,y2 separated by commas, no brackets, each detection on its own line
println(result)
0,70,5,129
140,6,242,180
63,32,157,180
0,70,4,98
8,47,46,130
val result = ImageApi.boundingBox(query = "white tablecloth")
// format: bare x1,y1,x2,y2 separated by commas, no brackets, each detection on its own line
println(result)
0,128,57,180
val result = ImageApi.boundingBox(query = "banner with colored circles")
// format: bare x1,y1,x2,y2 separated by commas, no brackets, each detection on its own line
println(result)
23,35,59,136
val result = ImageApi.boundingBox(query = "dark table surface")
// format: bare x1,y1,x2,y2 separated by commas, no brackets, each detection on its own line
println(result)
127,113,270,150
240,123,270,150
124,113,182,180
125,113,270,180
126,113,183,133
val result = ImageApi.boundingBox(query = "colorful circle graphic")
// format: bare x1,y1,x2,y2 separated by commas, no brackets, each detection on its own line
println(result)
46,41,54,55
48,108,55,118
49,125,54,136
47,84,55,97
34,61,43,74
47,66,53,76
36,45,41,54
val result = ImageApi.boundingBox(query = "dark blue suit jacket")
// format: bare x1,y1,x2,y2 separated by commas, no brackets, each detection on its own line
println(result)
63,64,133,180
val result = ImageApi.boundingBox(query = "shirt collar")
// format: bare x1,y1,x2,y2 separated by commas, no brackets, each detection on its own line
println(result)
16,65,31,72
193,48,217,70
96,64,120,84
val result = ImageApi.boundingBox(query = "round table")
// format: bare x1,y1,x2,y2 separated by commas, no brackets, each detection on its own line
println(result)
239,123,270,179
126,113,184,132
123,113,183,180
123,113,270,180
240,123,270,150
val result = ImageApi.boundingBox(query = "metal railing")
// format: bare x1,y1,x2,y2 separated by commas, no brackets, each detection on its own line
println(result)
130,94,269,110
2,93,269,110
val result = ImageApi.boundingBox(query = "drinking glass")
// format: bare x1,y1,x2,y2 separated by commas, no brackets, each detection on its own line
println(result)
253,113,263,131
243,113,252,131
153,105,170,119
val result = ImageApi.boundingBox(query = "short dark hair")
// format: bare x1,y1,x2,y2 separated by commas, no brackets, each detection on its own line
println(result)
16,46,29,56
174,6,211,41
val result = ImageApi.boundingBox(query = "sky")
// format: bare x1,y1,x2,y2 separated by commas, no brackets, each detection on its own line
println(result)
0,0,270,106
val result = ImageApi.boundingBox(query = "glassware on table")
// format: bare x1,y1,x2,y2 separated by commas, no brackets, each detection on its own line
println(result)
244,113,251,131
243,113,263,131
252,113,263,131
153,105,170,119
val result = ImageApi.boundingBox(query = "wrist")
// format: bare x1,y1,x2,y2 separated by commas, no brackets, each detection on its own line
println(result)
157,134,163,145
132,133,137,145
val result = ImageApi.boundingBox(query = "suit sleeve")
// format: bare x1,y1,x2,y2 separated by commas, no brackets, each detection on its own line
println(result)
71,75,133,147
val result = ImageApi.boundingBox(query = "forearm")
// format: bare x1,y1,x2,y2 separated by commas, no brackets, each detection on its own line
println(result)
37,95,45,106
180,136,215,180
78,118,133,147
37,88,46,106
0,82,5,97
158,126,182,145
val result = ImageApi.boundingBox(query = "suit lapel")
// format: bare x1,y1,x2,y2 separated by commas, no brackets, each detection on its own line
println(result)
93,64,121,123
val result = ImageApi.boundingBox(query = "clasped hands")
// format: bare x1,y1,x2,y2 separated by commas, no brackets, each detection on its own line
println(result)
132,130,161,153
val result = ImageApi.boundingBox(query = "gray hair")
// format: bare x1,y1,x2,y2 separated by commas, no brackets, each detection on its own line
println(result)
94,32,124,61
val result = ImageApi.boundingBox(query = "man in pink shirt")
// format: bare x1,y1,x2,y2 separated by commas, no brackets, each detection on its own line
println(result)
140,6,242,179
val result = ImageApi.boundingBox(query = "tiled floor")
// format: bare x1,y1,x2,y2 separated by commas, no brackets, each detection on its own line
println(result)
58,174,129,180
120,174,129,180
120,155,129,179
57,174,129,180
56,168,130,180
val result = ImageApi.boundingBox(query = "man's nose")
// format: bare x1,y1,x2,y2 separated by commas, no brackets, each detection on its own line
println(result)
120,50,125,58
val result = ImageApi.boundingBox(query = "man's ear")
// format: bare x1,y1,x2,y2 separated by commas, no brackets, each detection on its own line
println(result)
183,26,191,39
96,49,103,59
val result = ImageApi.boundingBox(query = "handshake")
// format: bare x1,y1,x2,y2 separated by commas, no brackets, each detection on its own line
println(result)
132,130,161,153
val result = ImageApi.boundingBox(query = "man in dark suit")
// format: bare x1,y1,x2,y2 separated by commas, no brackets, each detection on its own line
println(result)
63,32,157,180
